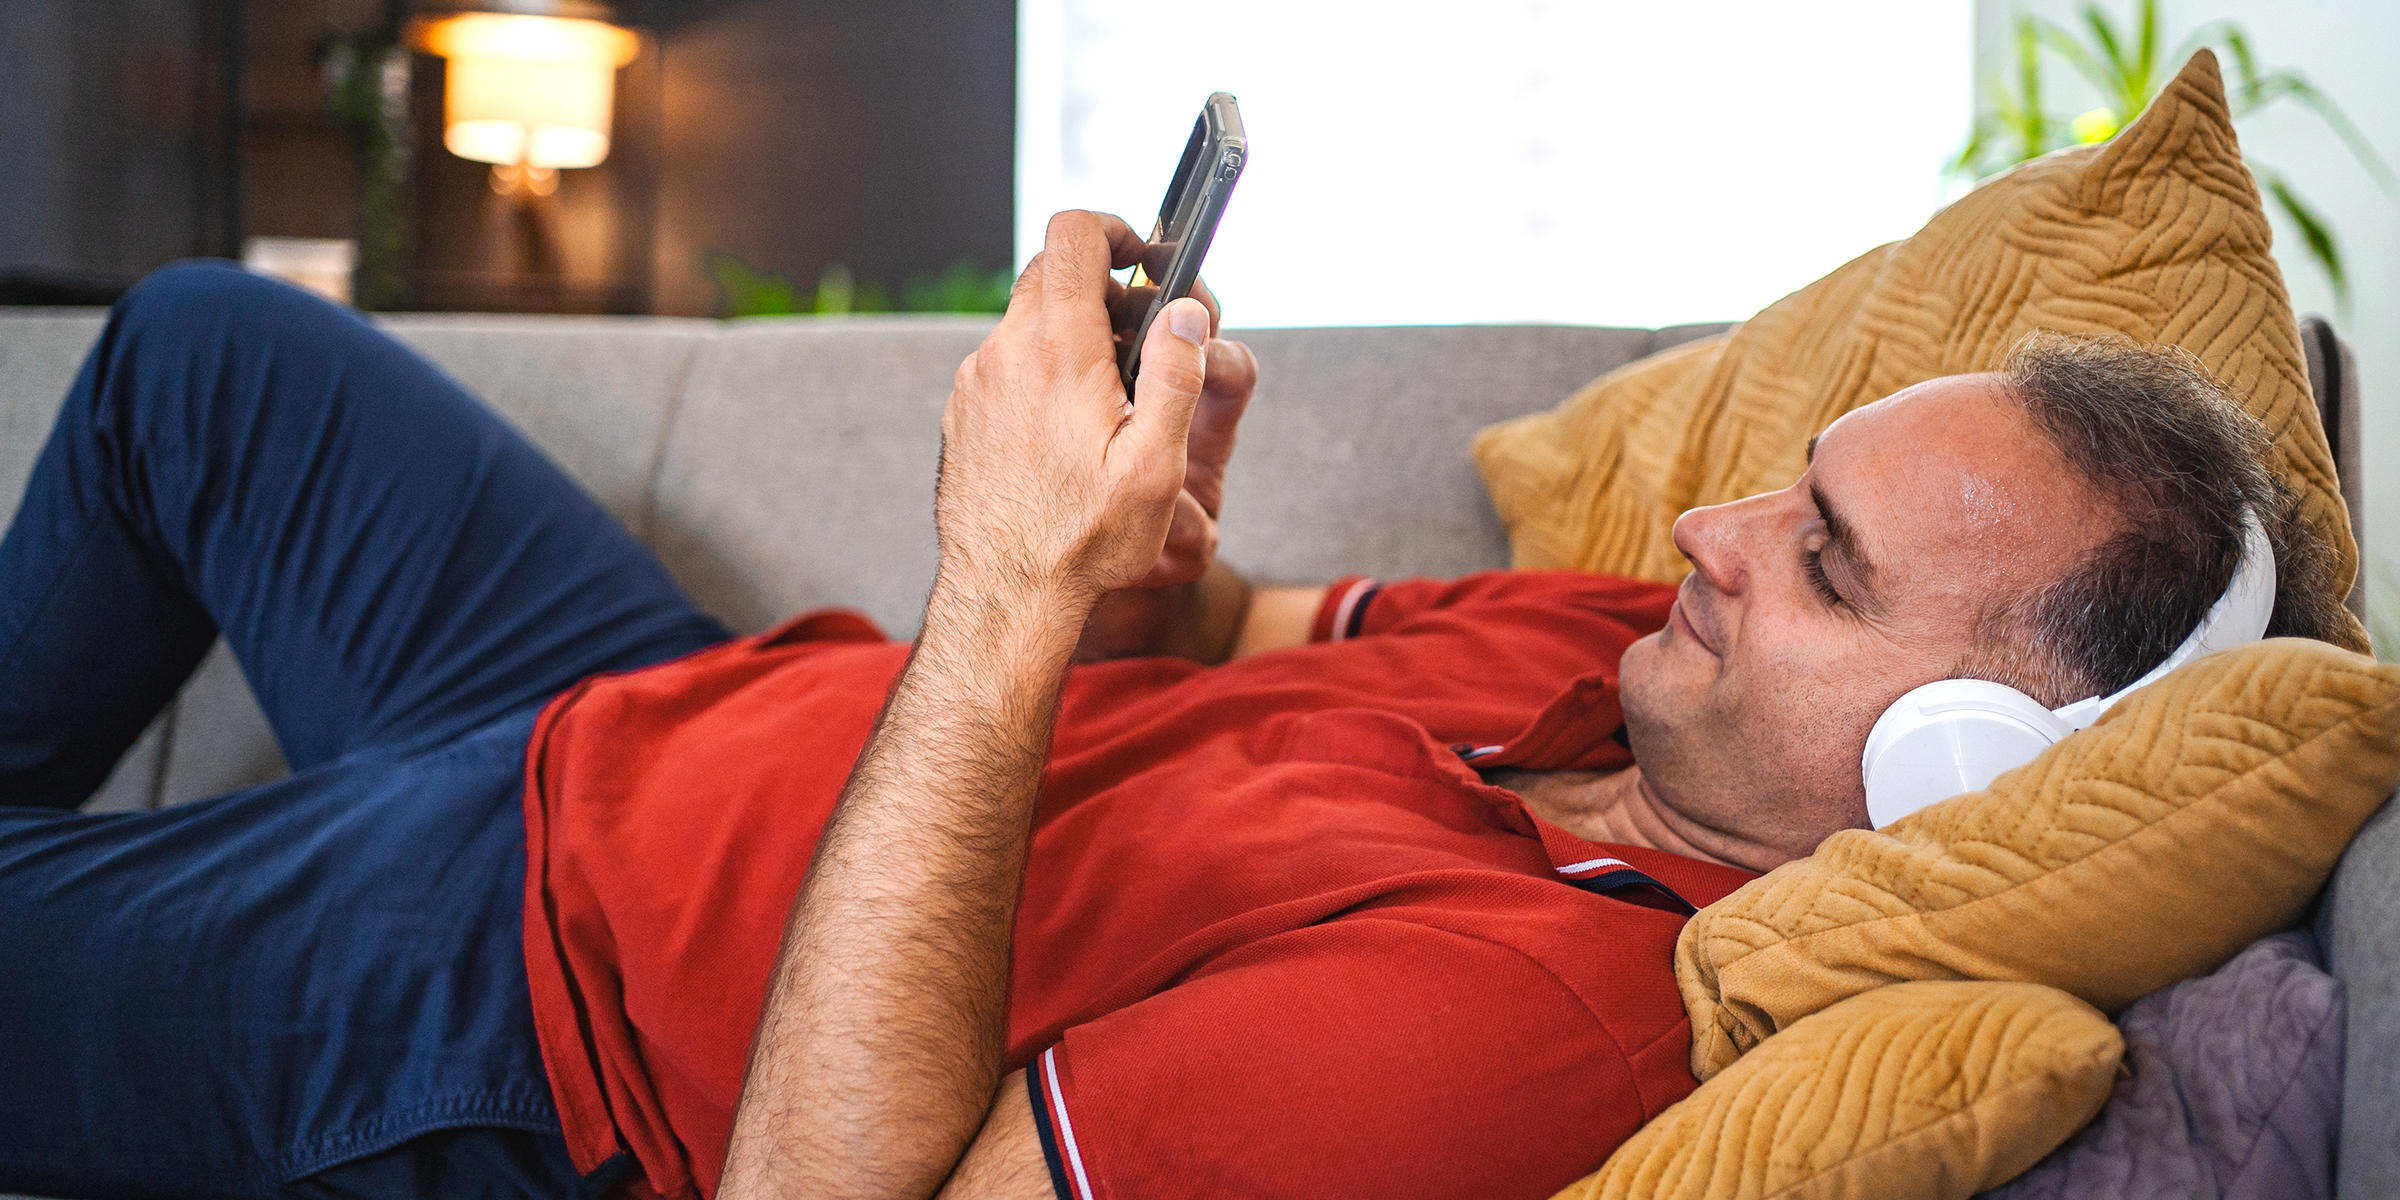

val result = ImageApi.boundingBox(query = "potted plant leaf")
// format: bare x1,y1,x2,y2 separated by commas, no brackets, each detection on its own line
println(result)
1956,0,2396,315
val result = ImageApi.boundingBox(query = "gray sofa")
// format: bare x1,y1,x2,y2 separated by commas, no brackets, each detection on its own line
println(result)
0,307,2391,1196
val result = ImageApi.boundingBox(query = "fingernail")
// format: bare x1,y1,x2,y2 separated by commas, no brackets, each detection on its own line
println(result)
1167,299,1207,346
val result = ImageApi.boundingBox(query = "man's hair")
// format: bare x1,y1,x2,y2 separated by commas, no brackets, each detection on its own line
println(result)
1963,331,2353,706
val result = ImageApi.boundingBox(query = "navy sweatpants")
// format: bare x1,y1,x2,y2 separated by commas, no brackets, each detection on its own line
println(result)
0,262,731,1198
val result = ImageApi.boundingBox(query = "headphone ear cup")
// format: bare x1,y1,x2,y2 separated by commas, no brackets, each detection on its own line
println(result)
1862,679,2074,829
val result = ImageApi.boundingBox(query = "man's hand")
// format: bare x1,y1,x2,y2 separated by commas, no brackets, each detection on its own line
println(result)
936,214,1215,609
1130,337,1255,587
1072,326,1261,662
717,211,1212,1200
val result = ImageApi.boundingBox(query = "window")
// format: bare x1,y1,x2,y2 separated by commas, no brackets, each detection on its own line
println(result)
1017,1,1973,327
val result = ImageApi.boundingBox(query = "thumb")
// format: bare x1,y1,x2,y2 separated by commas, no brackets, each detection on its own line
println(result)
1128,296,1211,440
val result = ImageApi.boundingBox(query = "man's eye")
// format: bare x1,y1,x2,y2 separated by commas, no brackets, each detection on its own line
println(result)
1804,547,1845,606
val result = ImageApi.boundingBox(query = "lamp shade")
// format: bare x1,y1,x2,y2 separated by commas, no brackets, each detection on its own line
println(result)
418,13,639,169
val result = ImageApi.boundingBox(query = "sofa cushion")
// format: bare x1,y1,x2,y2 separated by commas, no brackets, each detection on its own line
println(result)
642,316,990,636
1216,325,1708,588
1676,638,2400,1079
642,320,1711,637
382,314,717,534
1469,50,2366,651
0,312,107,535
1555,980,2121,1200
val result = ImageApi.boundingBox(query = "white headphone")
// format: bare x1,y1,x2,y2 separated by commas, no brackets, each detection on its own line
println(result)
1860,513,2278,829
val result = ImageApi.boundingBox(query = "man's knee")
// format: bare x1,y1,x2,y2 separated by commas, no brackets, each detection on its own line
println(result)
83,260,368,439
113,258,352,344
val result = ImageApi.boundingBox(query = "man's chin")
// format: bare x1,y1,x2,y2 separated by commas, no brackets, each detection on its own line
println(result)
1615,637,1664,749
1618,629,1671,695
1622,627,1663,663
1615,636,1701,777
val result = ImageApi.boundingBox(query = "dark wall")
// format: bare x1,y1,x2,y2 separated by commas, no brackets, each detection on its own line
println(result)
0,0,1015,315
0,0,233,283
645,0,1016,316
240,0,385,245
0,0,394,293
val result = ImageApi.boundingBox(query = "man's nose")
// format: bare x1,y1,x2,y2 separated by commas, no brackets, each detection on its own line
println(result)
1671,497,1758,596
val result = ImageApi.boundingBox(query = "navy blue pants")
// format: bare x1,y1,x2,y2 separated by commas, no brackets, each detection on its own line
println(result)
0,262,731,1198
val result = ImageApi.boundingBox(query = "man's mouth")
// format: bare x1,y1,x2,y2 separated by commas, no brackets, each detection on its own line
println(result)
1669,580,1721,660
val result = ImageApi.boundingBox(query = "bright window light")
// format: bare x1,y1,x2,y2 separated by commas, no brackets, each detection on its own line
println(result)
1018,1,1974,328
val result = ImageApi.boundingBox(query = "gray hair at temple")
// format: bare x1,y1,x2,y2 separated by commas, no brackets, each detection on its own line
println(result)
1956,331,2355,707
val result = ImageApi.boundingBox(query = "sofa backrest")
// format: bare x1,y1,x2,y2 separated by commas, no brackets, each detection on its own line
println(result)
0,308,1726,808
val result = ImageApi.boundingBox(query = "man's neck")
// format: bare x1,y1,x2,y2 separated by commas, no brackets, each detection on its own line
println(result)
1486,767,1756,871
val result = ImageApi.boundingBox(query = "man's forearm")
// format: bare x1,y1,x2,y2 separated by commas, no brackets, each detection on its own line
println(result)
719,573,1088,1200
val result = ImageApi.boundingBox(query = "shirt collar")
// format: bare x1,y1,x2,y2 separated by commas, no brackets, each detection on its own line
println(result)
1455,668,1636,774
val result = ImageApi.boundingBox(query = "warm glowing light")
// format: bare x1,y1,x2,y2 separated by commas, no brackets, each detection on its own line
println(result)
417,13,639,169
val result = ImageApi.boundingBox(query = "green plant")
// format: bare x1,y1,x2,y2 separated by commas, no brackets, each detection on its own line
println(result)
1956,0,2398,314
807,264,895,315
320,4,413,311
706,251,802,317
901,261,1015,314
705,252,1013,319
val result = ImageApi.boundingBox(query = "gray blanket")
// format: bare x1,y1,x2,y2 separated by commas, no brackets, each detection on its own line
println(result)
1981,930,2344,1200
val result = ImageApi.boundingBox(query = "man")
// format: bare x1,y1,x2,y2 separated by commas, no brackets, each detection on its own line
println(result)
0,212,2349,1200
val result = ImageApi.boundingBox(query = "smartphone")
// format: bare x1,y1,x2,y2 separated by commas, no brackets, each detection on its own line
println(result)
1119,92,1246,395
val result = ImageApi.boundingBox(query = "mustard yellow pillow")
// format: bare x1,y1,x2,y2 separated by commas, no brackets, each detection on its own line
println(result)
1678,638,2400,1080
1554,981,2121,1200
1471,50,2365,651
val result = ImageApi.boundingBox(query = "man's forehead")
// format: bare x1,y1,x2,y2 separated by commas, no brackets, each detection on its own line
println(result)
1805,372,2102,599
1811,373,2014,457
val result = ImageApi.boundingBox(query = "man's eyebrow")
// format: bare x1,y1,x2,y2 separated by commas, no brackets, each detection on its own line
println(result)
1805,434,1819,463
1808,479,1883,608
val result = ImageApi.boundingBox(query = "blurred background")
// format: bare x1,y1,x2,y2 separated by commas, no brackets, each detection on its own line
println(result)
0,0,1019,316
1,0,2393,638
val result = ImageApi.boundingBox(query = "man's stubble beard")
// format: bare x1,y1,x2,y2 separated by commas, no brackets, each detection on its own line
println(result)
1619,634,1875,863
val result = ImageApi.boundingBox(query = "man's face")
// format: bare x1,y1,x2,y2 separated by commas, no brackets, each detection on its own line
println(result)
1617,374,2122,868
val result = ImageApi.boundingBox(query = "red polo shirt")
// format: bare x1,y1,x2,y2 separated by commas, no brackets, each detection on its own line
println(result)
519,570,1756,1200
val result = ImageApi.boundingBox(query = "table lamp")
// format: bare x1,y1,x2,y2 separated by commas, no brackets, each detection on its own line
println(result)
413,1,639,190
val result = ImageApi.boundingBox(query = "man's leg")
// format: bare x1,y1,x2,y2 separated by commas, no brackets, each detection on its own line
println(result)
0,709,576,1200
0,260,730,807
285,1126,623,1200
0,263,729,1196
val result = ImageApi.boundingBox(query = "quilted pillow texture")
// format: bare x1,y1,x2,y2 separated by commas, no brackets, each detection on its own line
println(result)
1470,49,2367,652
1555,981,2121,1200
1678,638,2400,1080
1978,930,2343,1200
